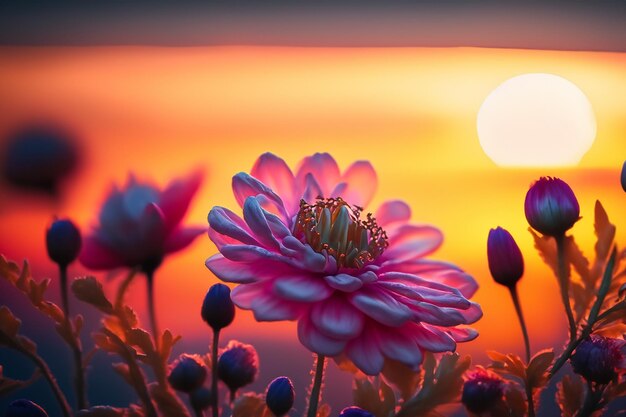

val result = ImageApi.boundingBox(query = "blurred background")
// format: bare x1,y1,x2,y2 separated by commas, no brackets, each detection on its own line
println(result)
1,2,625,416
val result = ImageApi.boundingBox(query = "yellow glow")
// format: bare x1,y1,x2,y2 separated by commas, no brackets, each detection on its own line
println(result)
477,73,596,167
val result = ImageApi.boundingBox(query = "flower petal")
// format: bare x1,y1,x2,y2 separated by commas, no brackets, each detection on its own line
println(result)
273,275,332,302
295,153,340,197
159,169,203,232
231,283,304,321
346,334,385,375
445,327,479,342
302,173,323,204
243,197,279,249
383,224,443,262
375,200,411,227
165,226,205,253
350,289,412,327
336,160,377,208
377,328,423,368
378,281,470,309
208,206,259,246
232,172,288,220
79,236,124,270
220,244,285,263
411,324,456,352
206,254,280,283
298,315,347,356
324,273,363,292
310,296,365,339
251,153,298,214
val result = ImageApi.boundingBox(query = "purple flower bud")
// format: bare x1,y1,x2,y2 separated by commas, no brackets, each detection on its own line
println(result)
524,177,580,237
570,335,626,384
6,400,48,417
168,354,208,393
217,340,259,394
190,387,212,411
265,376,295,417
201,283,235,331
46,218,82,267
461,368,505,414
621,161,626,193
338,407,375,417
487,227,524,287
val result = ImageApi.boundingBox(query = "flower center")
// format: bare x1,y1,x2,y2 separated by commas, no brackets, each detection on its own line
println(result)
294,197,388,268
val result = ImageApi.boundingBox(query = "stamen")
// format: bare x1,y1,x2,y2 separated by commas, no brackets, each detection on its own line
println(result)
294,197,388,268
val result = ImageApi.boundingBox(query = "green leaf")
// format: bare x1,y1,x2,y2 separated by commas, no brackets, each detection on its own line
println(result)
594,201,615,264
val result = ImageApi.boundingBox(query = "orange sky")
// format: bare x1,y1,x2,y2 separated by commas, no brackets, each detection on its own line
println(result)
0,46,625,364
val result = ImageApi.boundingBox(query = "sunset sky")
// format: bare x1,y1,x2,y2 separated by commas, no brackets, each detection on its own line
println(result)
1,5,625,414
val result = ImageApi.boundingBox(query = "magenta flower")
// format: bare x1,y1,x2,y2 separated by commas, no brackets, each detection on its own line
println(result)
206,153,481,375
80,170,204,273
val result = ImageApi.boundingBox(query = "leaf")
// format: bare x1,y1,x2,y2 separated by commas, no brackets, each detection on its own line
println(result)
148,383,191,417
529,229,560,278
232,392,268,417
0,255,21,284
126,328,155,356
0,366,40,396
526,349,554,389
556,375,583,417
72,276,114,314
488,352,526,384
381,359,422,401
504,386,527,417
0,306,21,339
316,404,331,417
565,236,591,289
353,377,396,417
594,201,616,264
113,363,134,386
159,330,181,363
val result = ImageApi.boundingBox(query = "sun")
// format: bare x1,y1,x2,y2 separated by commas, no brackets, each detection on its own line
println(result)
477,73,596,167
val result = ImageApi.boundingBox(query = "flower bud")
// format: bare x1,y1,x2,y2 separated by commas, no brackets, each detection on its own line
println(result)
168,354,208,393
461,368,505,414
524,177,580,237
218,340,259,395
190,387,212,411
46,218,82,267
338,407,374,417
487,227,524,287
621,161,626,193
6,399,48,417
570,335,625,384
265,376,295,417
201,283,235,331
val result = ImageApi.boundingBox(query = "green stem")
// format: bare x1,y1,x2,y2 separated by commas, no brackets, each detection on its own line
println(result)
306,354,326,417
146,270,160,351
211,329,220,417
509,285,531,363
555,235,577,343
60,264,87,410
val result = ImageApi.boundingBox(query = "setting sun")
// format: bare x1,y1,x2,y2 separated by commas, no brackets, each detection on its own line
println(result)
477,73,597,167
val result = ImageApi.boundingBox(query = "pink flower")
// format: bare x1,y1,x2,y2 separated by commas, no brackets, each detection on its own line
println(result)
206,153,481,375
80,170,205,273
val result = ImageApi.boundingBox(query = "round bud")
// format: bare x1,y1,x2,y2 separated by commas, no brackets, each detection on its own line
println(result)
218,340,259,395
338,407,375,417
461,368,505,414
46,218,82,267
487,227,524,287
524,177,580,237
201,283,235,331
570,335,625,384
168,354,208,393
6,399,48,417
265,376,295,417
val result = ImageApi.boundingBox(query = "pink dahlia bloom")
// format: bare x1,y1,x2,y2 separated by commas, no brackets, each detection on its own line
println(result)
206,153,481,375
80,170,205,273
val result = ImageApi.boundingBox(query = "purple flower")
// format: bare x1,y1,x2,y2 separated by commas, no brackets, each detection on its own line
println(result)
339,407,374,417
80,170,204,273
461,367,505,414
6,400,48,417
206,153,481,375
46,218,82,267
487,227,524,287
265,376,295,417
168,354,208,393
201,283,235,332
524,177,580,237
570,335,626,384
217,340,259,395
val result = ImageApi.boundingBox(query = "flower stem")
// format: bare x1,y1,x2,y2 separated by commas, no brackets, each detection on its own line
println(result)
508,285,531,363
60,264,87,410
306,354,326,417
555,235,577,343
211,329,220,417
577,380,604,417
146,270,160,350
